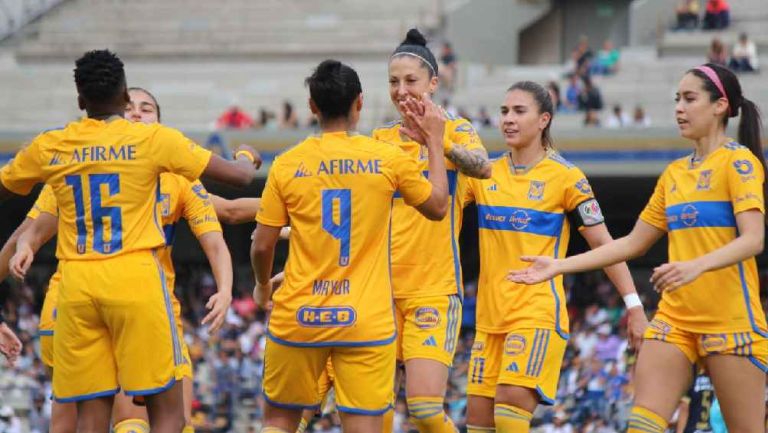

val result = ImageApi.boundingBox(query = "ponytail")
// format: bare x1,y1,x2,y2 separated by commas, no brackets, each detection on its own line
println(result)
738,98,768,223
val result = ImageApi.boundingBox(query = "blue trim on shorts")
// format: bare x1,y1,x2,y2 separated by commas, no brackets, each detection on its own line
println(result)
336,403,392,415
263,391,321,411
38,330,53,336
535,385,555,406
124,376,176,396
447,170,463,299
737,262,768,338
152,250,183,366
550,236,569,340
749,355,768,372
266,330,396,348
54,387,121,403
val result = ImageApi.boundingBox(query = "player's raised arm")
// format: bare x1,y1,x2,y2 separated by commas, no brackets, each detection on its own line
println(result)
9,212,58,281
400,94,449,220
201,145,262,188
0,218,34,282
210,195,261,225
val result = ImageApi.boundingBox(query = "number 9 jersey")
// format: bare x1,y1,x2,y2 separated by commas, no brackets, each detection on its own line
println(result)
256,131,433,346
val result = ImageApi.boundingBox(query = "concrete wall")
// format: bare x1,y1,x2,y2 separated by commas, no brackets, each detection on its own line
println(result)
561,0,632,62
628,0,672,46
519,7,563,64
444,0,551,65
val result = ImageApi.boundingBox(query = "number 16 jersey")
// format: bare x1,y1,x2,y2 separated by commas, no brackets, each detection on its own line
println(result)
257,131,433,346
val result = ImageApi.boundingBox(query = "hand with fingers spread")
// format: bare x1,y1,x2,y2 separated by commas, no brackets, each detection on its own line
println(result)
9,244,34,281
402,93,446,151
202,291,232,335
253,279,273,311
506,255,561,285
0,323,21,366
399,97,427,144
650,261,701,293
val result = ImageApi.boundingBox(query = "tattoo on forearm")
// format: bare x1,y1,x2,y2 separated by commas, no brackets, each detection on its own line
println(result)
447,146,491,178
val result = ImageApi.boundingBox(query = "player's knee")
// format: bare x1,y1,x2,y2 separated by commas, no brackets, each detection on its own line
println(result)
113,418,150,433
407,397,455,433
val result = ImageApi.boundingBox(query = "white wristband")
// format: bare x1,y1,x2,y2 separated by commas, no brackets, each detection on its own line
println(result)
623,293,643,310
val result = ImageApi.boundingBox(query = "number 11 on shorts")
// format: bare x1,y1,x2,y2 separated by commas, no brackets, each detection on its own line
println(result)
321,189,351,267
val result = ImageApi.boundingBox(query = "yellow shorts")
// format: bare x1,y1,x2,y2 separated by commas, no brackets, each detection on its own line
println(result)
395,295,461,366
38,276,59,368
263,338,395,415
467,329,567,405
53,251,185,402
170,294,193,379
317,357,336,403
645,315,768,370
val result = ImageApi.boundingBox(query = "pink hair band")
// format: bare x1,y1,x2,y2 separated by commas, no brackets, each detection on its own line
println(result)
696,65,731,114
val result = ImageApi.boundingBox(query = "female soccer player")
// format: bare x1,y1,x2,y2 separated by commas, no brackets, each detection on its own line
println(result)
6,86,267,433
371,28,491,433
448,81,645,433
509,64,767,433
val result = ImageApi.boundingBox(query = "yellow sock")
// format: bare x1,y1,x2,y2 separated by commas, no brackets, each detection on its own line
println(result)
113,418,150,433
382,406,394,433
295,417,309,433
466,426,495,433
407,396,457,433
627,406,668,433
493,404,531,433
261,428,290,433
182,426,194,433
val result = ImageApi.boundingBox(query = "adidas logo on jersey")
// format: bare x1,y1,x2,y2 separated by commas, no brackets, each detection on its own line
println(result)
422,336,437,347
294,163,312,178
487,184,498,191
49,151,64,166
505,362,519,372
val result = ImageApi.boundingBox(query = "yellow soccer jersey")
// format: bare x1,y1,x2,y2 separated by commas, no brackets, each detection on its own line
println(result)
460,151,603,337
639,142,767,334
27,184,58,219
256,131,433,346
372,116,485,299
157,174,222,289
0,118,211,261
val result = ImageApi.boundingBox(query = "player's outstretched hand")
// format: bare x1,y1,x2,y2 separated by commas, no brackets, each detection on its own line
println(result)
253,280,273,311
403,93,445,150
235,144,263,169
0,323,22,366
399,97,427,145
506,256,559,285
650,261,700,293
9,245,34,281
202,291,232,335
625,307,648,351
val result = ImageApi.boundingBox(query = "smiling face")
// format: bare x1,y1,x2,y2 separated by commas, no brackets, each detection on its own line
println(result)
125,88,159,124
388,55,438,117
675,72,728,140
499,89,551,150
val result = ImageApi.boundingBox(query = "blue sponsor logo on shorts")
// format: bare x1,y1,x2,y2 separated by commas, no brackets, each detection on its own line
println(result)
297,306,357,327
504,334,526,355
415,307,440,329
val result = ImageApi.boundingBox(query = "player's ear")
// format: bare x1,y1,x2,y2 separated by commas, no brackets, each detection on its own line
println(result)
308,98,319,115
356,93,363,112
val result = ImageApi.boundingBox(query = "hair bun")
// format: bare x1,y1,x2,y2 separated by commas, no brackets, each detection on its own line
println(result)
402,28,427,47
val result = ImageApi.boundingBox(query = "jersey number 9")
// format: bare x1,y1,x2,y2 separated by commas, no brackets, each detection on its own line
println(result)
321,189,351,267
65,173,123,254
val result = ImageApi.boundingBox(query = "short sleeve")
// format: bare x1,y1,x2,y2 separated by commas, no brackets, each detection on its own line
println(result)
181,179,222,237
447,119,484,152
563,168,605,228
0,139,46,195
457,173,475,208
151,126,212,181
728,151,765,215
255,164,288,227
639,172,668,231
27,184,58,219
390,149,432,207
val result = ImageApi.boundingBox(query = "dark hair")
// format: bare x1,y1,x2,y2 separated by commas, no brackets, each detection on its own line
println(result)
391,28,438,78
74,50,126,103
508,81,555,148
305,59,362,121
689,63,766,220
127,87,161,121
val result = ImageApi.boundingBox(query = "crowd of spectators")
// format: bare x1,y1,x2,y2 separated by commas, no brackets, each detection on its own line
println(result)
0,262,670,432
675,0,730,31
215,101,304,131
